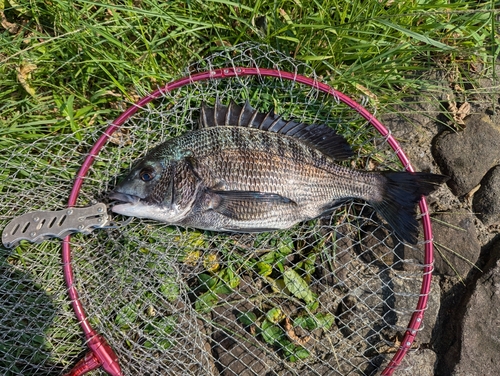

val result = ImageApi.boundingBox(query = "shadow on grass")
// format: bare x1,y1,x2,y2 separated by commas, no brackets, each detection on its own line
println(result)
0,248,64,376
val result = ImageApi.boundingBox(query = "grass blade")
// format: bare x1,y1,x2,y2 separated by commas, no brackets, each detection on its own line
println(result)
375,19,455,50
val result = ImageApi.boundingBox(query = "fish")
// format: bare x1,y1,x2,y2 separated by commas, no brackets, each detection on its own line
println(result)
109,100,448,244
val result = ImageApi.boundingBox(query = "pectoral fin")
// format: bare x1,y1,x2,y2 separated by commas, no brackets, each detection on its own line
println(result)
207,189,296,221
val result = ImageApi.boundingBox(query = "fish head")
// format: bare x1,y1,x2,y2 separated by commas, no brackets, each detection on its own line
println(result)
109,157,183,222
109,148,200,223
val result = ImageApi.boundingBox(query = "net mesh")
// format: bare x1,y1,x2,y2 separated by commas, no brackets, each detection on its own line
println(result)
1,43,429,375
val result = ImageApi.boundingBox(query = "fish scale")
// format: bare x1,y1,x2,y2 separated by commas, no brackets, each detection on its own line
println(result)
200,146,354,205
110,101,448,244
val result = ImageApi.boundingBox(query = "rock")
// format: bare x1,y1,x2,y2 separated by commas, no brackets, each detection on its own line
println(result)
405,211,481,279
399,348,437,376
380,94,462,214
452,257,500,376
381,97,443,173
432,114,500,197
430,211,481,278
430,237,500,375
388,270,441,344
473,165,500,226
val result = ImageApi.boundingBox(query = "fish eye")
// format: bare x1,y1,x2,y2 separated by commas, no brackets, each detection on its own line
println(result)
139,168,155,182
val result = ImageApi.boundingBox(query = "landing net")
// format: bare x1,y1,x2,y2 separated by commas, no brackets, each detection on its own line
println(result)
0,43,434,376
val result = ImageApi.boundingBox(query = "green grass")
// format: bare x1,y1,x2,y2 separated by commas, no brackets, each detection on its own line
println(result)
0,0,497,146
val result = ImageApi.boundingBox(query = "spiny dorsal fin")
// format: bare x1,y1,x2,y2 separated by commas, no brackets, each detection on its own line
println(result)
198,100,354,160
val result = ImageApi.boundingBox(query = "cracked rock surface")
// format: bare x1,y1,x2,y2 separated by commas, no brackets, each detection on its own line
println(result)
381,64,500,375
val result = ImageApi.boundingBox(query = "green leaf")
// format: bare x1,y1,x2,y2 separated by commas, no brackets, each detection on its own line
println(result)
143,317,176,351
143,338,173,350
315,313,335,330
283,268,315,304
219,266,240,289
303,254,316,279
294,312,335,331
198,273,218,290
278,238,294,255
261,319,283,345
115,302,138,328
260,251,276,264
275,35,300,43
159,274,180,302
266,307,285,324
293,316,317,331
238,311,257,327
195,292,218,313
288,346,310,362
256,261,272,277
144,316,176,336
296,55,335,61
213,283,232,295
306,300,319,311
74,105,94,118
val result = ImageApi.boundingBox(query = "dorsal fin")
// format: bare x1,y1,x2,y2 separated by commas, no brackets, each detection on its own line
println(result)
198,100,354,160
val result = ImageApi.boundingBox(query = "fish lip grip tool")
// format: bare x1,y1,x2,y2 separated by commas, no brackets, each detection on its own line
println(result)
2,203,110,249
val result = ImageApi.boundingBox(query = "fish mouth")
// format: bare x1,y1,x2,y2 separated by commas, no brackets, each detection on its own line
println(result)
108,191,141,205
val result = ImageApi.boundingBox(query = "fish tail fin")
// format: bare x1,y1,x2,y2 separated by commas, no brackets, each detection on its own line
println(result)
370,172,448,244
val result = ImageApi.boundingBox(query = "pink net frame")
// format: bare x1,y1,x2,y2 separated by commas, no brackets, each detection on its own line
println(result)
62,67,434,376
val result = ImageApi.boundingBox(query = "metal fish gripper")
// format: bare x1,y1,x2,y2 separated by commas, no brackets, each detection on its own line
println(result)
2,203,111,248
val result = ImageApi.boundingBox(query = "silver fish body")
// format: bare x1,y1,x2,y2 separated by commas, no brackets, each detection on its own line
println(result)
110,101,447,244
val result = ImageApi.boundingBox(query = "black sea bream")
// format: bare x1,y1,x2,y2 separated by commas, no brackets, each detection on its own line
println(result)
110,101,447,244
